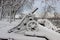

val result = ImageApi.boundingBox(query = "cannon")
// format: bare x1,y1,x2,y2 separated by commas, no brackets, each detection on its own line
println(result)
8,8,39,33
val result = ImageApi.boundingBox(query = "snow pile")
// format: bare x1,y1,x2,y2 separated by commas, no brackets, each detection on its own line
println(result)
37,19,57,31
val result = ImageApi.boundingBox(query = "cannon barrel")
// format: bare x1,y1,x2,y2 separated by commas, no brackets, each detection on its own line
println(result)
32,8,38,14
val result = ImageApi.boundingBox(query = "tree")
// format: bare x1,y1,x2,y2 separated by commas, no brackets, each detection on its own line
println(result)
0,0,34,23
42,0,57,18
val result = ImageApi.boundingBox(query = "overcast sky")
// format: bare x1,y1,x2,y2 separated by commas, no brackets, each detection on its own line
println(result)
17,0,60,14
33,0,60,14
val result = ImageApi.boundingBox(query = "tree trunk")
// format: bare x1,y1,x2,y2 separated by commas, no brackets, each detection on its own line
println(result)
9,7,12,23
0,7,2,20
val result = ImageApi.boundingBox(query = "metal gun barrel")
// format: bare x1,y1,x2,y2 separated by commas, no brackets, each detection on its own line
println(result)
32,8,38,14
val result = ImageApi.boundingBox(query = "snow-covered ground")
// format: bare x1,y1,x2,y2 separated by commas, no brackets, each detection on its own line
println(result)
0,19,60,40
0,19,46,40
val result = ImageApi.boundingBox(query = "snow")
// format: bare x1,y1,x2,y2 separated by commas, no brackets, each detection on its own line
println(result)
0,19,46,40
0,19,60,40
37,24,60,40
37,19,57,31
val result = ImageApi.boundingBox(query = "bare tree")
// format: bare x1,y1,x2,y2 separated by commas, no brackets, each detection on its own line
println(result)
0,0,34,23
43,0,57,18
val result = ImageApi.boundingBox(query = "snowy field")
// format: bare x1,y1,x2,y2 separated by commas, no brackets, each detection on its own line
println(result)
0,19,46,40
0,19,60,40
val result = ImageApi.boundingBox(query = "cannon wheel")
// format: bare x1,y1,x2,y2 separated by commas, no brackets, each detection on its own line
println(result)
26,20,38,31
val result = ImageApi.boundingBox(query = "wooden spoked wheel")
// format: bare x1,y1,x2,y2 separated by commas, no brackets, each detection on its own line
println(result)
27,20,38,31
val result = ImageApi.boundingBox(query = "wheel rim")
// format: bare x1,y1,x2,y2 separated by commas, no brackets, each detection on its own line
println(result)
27,20,38,31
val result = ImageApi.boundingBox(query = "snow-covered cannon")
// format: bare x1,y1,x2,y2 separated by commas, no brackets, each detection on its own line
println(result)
8,8,39,33
8,7,60,34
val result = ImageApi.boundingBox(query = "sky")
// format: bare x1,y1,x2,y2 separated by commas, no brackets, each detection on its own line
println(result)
17,0,60,14
33,0,60,14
